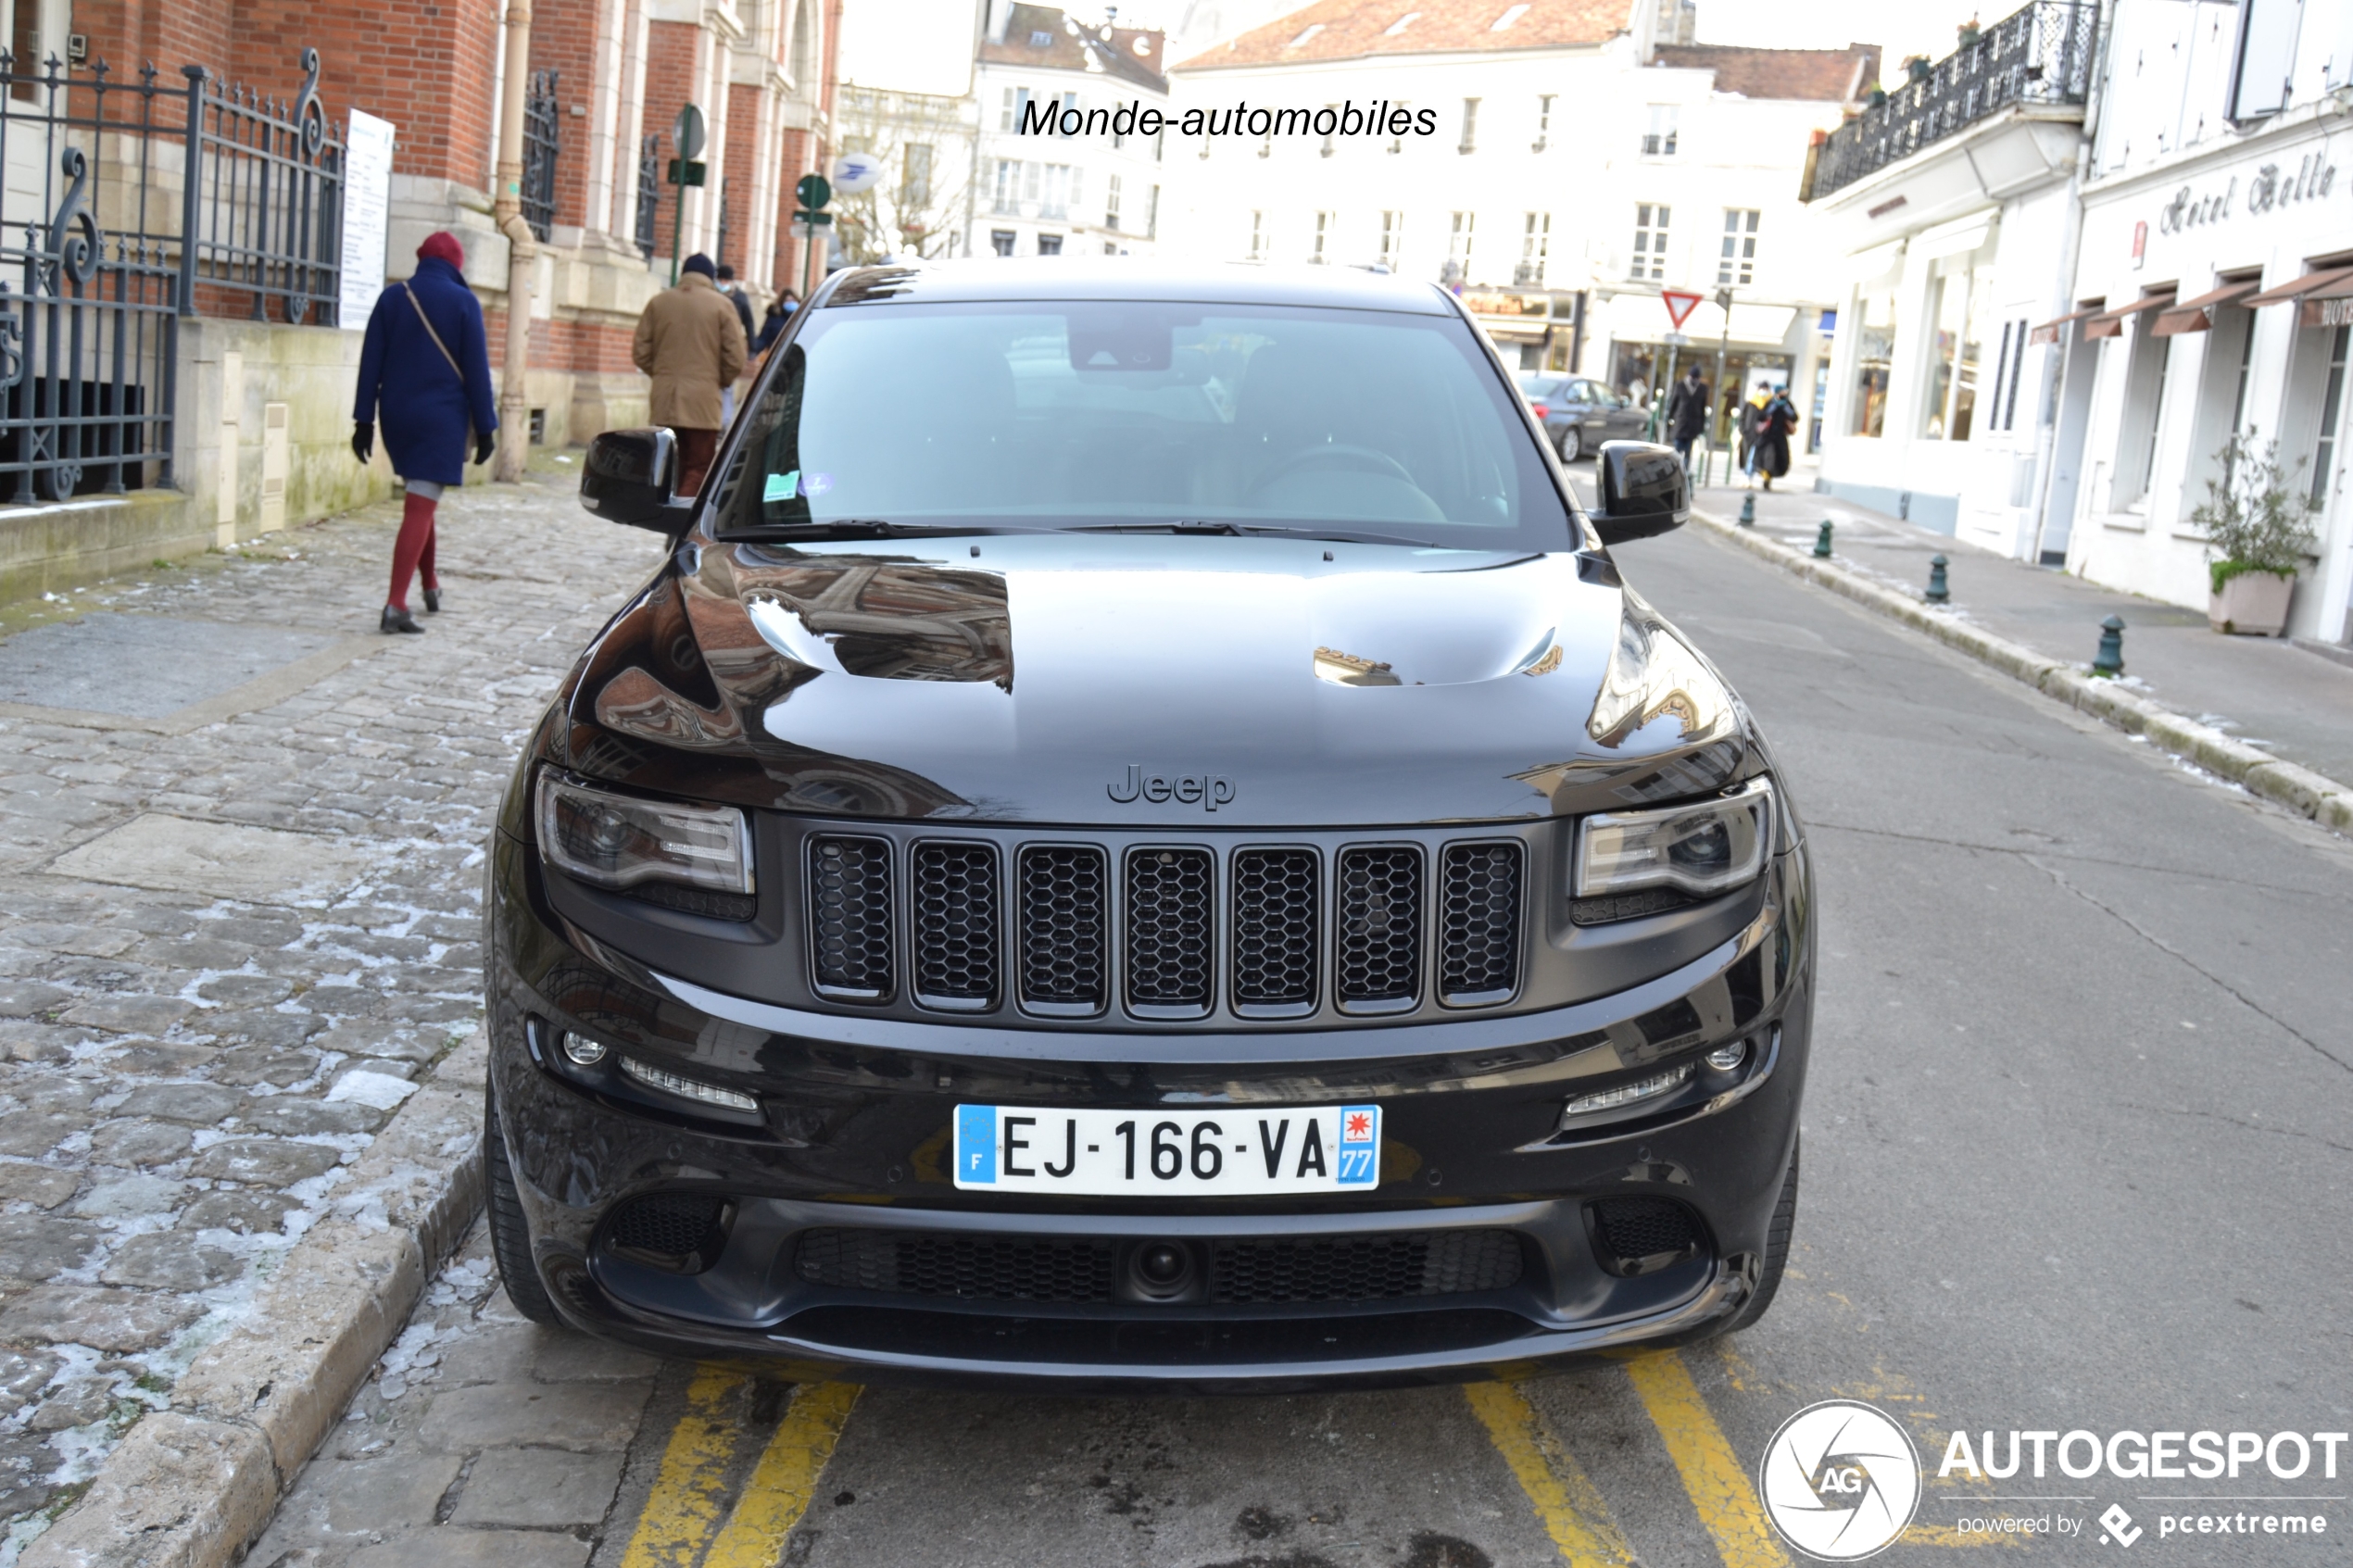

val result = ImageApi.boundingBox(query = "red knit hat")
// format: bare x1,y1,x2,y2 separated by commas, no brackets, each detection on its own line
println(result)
416,232,464,270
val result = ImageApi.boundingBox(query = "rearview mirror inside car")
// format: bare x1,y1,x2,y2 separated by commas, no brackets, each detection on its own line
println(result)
1589,441,1689,545
581,429,697,533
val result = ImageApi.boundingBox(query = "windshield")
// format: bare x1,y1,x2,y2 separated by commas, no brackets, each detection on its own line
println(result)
711,299,1575,549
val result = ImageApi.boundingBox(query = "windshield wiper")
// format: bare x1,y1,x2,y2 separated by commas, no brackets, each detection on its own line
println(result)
718,519,1042,540
1071,520,1244,535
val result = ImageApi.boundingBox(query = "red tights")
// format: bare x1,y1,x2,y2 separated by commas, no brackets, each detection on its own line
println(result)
388,490,439,610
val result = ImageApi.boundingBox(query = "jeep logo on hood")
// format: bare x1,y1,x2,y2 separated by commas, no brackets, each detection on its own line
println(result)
1109,764,1236,810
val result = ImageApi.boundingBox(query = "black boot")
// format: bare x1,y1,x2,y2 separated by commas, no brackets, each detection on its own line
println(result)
422,586,442,614
381,605,425,634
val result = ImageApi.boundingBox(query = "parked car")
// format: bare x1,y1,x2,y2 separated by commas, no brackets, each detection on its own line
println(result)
1518,372,1648,462
493,259,1815,1392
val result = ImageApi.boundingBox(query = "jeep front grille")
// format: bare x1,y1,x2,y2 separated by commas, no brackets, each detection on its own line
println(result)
802,831,1524,1020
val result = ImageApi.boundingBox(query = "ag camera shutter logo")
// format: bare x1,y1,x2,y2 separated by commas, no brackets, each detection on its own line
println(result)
1758,1399,1922,1561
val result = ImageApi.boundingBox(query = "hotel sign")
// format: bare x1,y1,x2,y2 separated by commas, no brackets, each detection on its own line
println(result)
2155,151,2338,238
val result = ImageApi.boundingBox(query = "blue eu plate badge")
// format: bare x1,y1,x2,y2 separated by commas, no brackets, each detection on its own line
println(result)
956,1105,998,1185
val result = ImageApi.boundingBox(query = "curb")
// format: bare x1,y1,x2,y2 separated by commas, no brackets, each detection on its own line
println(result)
1687,505,2353,838
22,1033,489,1568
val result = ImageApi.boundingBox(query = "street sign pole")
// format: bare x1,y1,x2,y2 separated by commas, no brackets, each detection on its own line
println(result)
1655,288,1704,446
669,104,706,286
797,171,833,303
1712,285,1734,485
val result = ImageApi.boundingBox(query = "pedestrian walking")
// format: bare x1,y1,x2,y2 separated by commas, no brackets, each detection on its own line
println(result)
1738,384,1768,482
715,264,757,425
1665,364,1709,470
351,232,498,635
632,253,749,498
1754,383,1798,491
751,289,799,354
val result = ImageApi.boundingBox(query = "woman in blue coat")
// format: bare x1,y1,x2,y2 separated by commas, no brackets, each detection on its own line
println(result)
352,232,499,633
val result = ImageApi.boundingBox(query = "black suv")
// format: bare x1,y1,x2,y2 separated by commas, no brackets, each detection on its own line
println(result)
484,261,1812,1392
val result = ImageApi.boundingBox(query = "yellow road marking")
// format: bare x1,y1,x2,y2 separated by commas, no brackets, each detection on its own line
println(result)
619,1365,747,1568
1466,1381,1639,1567
703,1381,863,1568
1623,1350,1791,1568
1904,1523,2022,1549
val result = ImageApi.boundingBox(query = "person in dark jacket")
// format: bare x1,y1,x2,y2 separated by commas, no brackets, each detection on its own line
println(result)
750,290,799,354
1754,383,1798,490
1665,365,1710,468
352,232,497,633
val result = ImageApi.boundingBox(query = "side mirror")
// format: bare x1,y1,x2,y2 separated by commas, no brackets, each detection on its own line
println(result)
1590,440,1689,545
581,428,696,533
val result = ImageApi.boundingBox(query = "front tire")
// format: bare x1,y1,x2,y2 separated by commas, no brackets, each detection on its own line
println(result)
1556,424,1583,463
484,1085,563,1325
1710,1136,1798,1336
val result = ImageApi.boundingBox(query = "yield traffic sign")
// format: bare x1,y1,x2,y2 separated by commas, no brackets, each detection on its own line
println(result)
1661,289,1703,330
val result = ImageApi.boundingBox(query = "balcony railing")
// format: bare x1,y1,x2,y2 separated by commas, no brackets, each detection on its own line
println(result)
1804,0,2097,202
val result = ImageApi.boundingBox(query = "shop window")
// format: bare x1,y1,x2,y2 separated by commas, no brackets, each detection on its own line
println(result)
1848,287,1897,439
2313,325,2349,511
1921,266,1991,441
1629,205,1668,282
1642,105,1678,157
1718,209,1758,287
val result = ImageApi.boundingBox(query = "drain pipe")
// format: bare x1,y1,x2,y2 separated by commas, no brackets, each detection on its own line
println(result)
491,0,536,483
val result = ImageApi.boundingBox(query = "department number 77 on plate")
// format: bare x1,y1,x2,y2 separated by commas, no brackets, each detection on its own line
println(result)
953,1104,1381,1195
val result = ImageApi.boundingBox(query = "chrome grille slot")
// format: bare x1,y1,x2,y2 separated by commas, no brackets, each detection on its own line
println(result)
1438,841,1522,1007
1125,847,1213,1016
809,835,893,1001
1231,847,1319,1015
1336,846,1423,1012
912,842,999,1011
1018,846,1107,1014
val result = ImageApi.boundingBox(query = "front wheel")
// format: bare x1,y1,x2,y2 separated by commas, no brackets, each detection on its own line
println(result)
1706,1136,1798,1337
1556,424,1583,463
484,1085,562,1325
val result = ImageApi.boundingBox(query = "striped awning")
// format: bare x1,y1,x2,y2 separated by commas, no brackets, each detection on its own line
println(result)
2152,280,2260,337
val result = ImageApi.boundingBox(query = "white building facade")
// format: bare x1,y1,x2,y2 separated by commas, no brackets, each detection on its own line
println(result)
1164,0,1870,440
1805,0,2101,547
2054,0,2353,643
971,2,1174,257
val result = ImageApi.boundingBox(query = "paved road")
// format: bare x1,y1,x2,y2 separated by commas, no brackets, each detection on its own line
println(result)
250,516,2353,1568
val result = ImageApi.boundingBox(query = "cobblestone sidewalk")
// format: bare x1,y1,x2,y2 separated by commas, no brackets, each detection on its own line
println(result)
0,469,661,1548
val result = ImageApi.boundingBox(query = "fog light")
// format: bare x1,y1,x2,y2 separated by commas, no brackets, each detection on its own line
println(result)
562,1032,608,1066
619,1055,760,1113
1705,1041,1746,1073
1560,1063,1693,1123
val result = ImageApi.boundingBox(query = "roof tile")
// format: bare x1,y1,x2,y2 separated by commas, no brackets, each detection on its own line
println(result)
1173,0,1629,71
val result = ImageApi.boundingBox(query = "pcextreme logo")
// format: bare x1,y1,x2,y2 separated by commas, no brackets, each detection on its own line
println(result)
1757,1400,1923,1561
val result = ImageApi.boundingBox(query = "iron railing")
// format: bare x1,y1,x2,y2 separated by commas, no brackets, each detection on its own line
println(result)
635,132,660,259
522,69,559,242
1804,0,2097,202
182,48,346,325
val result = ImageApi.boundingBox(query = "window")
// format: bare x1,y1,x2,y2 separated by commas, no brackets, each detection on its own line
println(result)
1311,210,1332,263
1028,28,1051,46
1458,97,1480,155
1533,94,1553,152
990,230,1016,257
992,159,1018,215
2228,0,2299,120
2228,309,2256,433
901,144,933,210
1104,240,1118,255
1057,92,1078,135
2313,325,2348,510
1517,212,1549,286
1321,104,1340,157
1448,210,1475,275
1106,174,1122,232
1147,184,1159,239
1023,162,1041,204
1718,209,1758,287
1379,210,1403,267
1247,210,1265,260
2116,320,2172,505
1629,205,1668,282
1000,87,1030,132
1037,233,1063,256
1388,101,1410,154
1849,287,1897,438
1039,164,1070,220
1920,265,1991,441
1642,104,1678,157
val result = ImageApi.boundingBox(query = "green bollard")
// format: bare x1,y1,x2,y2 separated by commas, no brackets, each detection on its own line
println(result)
1739,494,1755,527
2092,614,2125,677
1926,554,1949,603
1812,520,1833,558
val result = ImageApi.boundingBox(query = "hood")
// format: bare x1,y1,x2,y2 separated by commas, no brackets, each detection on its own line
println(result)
566,533,1752,826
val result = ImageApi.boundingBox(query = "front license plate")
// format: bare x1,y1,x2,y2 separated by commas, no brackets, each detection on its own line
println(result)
952,1104,1381,1195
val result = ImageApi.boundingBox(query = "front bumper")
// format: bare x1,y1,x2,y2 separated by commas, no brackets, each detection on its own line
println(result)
485,827,1813,1393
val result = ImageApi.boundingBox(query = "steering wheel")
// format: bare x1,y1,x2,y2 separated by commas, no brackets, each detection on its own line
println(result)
1250,443,1416,494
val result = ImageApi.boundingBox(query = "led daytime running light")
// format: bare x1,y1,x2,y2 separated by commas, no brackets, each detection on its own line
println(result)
1560,1062,1693,1122
619,1056,761,1113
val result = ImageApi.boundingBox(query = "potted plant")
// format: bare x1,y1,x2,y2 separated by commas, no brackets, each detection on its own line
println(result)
2190,432,2315,635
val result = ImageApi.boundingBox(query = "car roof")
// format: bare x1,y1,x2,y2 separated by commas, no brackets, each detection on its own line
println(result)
820,258,1459,315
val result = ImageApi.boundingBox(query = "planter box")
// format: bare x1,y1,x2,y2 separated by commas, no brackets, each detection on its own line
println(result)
2208,569,2294,635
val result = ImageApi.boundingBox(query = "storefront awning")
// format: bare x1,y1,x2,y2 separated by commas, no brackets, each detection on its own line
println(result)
2298,271,2353,331
1471,315,1551,343
2029,300,2108,345
2152,280,2261,337
2241,265,2353,308
2083,291,2176,339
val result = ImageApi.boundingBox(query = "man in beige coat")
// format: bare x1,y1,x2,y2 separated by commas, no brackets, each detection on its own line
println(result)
631,253,748,497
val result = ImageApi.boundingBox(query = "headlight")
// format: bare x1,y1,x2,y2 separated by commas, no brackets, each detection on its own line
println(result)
1574,777,1772,898
535,771,754,895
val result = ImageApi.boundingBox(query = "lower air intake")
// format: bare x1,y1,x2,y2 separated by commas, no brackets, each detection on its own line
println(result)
1210,1230,1524,1303
604,1193,734,1274
1586,1197,1705,1276
796,1229,1115,1302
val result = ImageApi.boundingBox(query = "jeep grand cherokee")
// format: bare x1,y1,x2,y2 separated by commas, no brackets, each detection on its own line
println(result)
483,260,1812,1392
